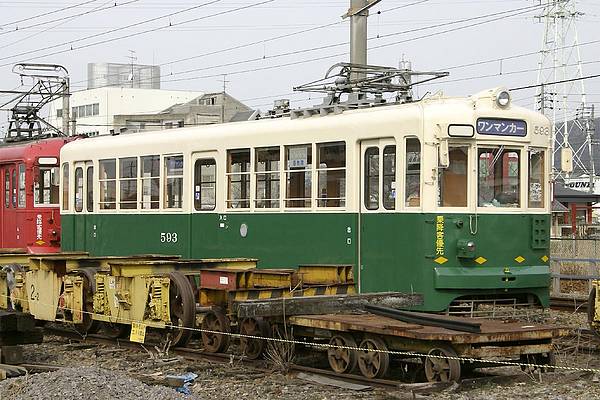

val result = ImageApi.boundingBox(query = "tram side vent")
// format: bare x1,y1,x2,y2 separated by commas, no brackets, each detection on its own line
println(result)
531,216,548,250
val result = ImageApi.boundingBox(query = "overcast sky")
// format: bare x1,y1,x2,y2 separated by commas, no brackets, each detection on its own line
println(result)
0,0,599,134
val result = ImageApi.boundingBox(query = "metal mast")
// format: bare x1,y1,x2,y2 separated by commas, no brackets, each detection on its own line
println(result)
535,0,595,191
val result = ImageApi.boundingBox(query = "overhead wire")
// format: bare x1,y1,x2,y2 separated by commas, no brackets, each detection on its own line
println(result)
0,0,142,38
0,0,101,28
65,2,547,89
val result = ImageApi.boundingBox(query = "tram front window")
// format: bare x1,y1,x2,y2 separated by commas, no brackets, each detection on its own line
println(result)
34,167,59,206
478,147,520,208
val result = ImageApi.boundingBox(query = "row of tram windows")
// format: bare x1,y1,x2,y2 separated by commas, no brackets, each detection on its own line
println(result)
3,164,60,209
438,146,546,208
61,141,349,212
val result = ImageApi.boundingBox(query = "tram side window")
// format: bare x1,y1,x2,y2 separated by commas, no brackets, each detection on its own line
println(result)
194,158,216,211
11,169,16,208
4,170,9,209
119,157,138,209
383,146,396,210
405,138,421,207
285,144,312,208
18,164,25,208
86,166,94,212
99,159,116,210
317,142,346,207
164,155,184,209
529,149,545,208
74,167,84,212
141,155,160,209
478,148,520,208
439,146,468,207
227,149,250,209
255,147,280,209
35,167,59,206
364,147,379,210
61,163,69,210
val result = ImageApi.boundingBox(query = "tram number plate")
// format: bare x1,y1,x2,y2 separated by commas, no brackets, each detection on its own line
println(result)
130,322,147,343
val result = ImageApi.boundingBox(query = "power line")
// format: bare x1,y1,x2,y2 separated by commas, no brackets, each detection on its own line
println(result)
0,0,141,37
0,0,117,50
511,73,600,92
0,0,100,28
68,3,547,90
0,0,228,62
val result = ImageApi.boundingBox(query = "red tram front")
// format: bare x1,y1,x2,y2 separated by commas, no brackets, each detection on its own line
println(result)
0,137,74,253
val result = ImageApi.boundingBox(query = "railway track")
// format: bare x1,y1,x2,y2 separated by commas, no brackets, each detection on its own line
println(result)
42,326,402,390
549,296,588,313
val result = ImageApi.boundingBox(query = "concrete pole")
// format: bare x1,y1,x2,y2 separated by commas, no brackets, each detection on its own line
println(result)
62,77,70,136
350,0,369,77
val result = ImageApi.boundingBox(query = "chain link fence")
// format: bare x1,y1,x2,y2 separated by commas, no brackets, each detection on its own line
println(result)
550,238,600,298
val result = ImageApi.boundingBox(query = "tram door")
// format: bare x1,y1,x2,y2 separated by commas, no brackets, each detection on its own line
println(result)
72,161,94,251
359,139,397,293
1,164,17,248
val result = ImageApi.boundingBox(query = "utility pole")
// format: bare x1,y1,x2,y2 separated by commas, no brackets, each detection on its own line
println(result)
343,0,382,98
62,77,70,136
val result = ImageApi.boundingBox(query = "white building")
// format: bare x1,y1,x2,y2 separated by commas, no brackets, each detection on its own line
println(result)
48,87,204,136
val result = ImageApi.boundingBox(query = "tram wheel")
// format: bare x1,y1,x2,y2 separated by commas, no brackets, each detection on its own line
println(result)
357,336,390,379
327,333,358,374
100,322,131,339
424,345,461,383
75,268,100,335
167,271,196,347
201,309,231,353
239,317,269,360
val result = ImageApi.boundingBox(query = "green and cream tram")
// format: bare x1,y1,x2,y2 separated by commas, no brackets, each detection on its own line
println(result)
60,87,552,311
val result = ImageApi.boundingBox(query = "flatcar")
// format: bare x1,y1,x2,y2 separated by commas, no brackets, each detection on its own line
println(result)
0,136,73,253
58,87,552,312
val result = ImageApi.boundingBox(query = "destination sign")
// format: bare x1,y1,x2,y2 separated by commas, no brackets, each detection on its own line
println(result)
476,118,527,137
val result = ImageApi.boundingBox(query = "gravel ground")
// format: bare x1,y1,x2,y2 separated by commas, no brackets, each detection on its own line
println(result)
0,309,599,400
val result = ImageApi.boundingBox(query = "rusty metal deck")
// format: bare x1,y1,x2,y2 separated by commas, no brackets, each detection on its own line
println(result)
288,313,567,344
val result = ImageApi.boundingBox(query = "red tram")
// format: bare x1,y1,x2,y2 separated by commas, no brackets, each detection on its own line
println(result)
0,137,74,252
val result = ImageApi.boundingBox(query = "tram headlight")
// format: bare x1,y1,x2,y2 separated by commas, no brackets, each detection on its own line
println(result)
496,90,511,108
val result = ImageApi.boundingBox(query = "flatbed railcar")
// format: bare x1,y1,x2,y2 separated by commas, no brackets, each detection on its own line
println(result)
0,136,73,253
58,87,552,312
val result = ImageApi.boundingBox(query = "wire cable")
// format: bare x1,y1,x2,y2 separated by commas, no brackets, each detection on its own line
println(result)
0,0,101,28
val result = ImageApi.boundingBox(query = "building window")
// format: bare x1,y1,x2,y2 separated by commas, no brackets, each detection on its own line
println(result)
78,105,86,118
99,159,116,210
34,167,59,206
405,138,421,208
439,146,469,207
141,155,160,209
529,149,545,208
72,107,78,119
74,167,84,212
18,164,26,208
255,147,280,208
227,149,250,209
57,109,63,118
5,170,10,209
478,148,520,208
383,146,396,210
119,157,138,209
164,155,183,209
61,163,69,211
317,142,345,207
285,144,312,208
86,166,94,212
92,103,99,116
194,158,216,211
364,147,379,210
85,104,93,117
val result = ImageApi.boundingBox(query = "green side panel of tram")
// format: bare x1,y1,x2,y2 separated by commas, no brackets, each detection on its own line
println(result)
62,212,550,311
